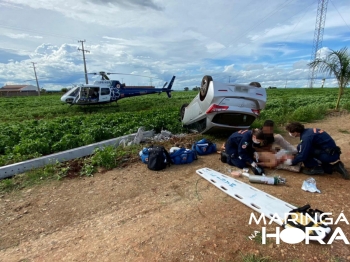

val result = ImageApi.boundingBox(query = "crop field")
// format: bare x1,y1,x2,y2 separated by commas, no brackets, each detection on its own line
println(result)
0,88,349,167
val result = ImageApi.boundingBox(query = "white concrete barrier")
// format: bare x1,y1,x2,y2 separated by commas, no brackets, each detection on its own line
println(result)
0,130,155,179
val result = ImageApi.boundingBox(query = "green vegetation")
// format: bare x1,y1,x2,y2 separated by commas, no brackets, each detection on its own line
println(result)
0,93,192,166
309,47,350,110
0,88,349,168
250,231,265,245
0,87,349,193
0,144,140,193
339,129,350,134
0,87,347,193
0,161,65,192
251,87,349,129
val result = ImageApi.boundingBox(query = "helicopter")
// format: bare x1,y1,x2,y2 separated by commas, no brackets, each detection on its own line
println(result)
61,71,176,106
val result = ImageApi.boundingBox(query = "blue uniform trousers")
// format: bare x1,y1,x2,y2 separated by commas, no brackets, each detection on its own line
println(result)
228,156,249,169
303,150,340,174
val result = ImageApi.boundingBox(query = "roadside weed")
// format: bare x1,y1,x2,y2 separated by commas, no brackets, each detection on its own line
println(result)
239,253,272,262
91,146,118,170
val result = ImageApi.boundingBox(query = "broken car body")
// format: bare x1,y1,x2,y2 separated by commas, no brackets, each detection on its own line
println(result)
181,75,267,133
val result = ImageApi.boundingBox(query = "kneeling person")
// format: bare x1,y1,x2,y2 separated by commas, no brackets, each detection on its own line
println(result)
224,129,268,174
285,121,349,179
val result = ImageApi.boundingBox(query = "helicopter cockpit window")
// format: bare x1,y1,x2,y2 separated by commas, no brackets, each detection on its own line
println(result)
67,87,79,97
101,88,110,95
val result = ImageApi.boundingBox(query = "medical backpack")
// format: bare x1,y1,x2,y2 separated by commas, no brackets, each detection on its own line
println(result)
139,145,172,171
192,138,217,155
170,147,197,165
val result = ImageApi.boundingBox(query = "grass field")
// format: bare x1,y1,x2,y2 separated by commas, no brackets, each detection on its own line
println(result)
0,88,349,167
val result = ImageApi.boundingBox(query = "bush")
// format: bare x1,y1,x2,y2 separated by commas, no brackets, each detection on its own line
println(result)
91,146,118,170
288,104,328,122
52,134,82,152
13,138,50,155
80,159,96,176
342,102,350,111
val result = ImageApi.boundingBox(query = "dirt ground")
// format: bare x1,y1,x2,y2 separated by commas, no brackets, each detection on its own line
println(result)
1,113,350,262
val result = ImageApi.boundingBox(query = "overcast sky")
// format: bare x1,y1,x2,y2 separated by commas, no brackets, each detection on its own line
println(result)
0,0,349,90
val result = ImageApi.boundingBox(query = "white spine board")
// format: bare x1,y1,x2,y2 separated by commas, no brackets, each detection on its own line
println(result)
196,167,296,226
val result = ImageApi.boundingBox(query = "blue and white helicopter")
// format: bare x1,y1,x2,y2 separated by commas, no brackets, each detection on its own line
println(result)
61,71,175,105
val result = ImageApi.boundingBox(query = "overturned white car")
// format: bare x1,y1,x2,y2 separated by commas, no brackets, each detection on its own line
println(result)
180,75,267,133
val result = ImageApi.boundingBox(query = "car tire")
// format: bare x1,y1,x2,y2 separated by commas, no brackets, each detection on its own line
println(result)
249,82,261,87
180,103,189,121
200,75,213,101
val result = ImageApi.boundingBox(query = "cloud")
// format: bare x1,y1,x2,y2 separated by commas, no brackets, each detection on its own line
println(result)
316,47,332,59
0,0,349,90
86,0,164,10
293,60,309,70
0,49,30,63
223,64,235,74
244,64,265,71
3,33,43,39
0,1,24,9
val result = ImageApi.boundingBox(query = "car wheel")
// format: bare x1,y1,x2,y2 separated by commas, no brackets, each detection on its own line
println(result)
200,75,213,101
180,103,189,121
249,82,261,87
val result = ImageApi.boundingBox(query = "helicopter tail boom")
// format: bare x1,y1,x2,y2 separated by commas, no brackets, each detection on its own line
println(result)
163,76,175,98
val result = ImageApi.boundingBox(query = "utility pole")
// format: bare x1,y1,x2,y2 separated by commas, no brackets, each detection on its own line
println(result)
78,40,90,84
31,62,40,96
229,76,231,83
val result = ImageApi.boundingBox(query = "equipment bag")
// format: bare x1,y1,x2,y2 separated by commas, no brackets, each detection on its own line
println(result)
251,165,265,176
147,146,172,171
139,147,150,164
192,138,217,155
220,151,230,163
170,147,198,165
282,204,332,239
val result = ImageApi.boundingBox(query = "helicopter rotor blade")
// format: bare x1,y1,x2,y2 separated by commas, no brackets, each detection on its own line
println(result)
106,72,163,79
86,71,165,81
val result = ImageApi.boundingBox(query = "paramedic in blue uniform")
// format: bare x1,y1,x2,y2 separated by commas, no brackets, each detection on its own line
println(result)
224,129,265,174
284,121,349,179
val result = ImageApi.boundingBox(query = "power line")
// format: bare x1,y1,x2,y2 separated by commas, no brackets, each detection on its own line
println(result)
213,0,296,58
78,40,90,84
223,1,314,60
329,0,350,31
274,4,312,54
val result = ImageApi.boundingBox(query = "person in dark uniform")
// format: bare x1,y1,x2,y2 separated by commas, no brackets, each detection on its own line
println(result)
284,121,349,179
224,129,266,175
